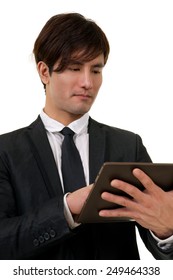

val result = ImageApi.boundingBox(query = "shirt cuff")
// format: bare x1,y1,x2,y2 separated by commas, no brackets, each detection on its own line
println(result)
150,230,173,251
63,193,81,229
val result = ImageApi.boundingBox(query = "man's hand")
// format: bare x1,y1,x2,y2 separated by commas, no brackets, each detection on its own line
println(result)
99,168,173,239
66,184,93,215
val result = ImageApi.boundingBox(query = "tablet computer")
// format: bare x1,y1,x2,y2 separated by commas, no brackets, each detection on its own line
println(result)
76,162,173,223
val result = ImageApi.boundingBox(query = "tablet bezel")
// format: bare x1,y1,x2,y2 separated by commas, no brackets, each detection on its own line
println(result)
76,162,173,223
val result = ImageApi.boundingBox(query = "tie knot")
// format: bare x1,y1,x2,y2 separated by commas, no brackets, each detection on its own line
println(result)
61,127,75,136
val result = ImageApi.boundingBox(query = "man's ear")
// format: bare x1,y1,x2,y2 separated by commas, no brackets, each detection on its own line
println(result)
37,61,50,85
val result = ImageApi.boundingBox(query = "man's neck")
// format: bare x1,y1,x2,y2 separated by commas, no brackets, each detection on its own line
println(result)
43,108,84,126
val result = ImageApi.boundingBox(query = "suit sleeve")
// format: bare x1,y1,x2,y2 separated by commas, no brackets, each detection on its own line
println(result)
135,135,173,259
135,134,152,162
138,225,173,259
0,155,72,259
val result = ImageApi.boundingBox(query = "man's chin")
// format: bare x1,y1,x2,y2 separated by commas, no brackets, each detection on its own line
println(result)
70,106,91,116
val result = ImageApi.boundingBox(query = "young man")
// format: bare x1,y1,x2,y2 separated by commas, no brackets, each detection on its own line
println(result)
0,13,173,259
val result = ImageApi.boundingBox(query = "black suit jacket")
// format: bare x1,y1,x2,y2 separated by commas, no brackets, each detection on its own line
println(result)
0,116,171,259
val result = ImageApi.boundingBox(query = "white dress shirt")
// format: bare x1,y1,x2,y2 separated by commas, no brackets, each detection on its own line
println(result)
40,110,173,250
40,110,89,228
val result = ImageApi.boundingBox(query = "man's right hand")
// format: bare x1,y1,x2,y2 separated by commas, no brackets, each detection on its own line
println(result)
66,184,93,215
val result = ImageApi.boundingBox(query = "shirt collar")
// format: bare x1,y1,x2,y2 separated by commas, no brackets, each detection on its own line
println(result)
40,109,89,135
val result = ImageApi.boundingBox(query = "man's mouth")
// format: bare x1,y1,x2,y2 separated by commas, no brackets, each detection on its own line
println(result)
73,93,92,99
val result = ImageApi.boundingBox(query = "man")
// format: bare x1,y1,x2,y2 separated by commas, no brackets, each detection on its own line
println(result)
0,13,173,259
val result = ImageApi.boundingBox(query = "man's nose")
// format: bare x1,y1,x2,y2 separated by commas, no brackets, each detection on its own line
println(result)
80,70,93,89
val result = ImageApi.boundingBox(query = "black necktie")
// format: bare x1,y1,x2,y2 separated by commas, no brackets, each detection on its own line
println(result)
61,127,86,193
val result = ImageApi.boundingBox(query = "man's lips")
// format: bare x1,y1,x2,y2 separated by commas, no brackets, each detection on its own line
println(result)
73,93,92,99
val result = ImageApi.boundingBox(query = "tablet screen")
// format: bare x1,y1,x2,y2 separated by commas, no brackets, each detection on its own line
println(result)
77,162,173,223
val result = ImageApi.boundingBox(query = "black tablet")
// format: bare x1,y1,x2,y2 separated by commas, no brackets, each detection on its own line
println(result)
76,162,173,223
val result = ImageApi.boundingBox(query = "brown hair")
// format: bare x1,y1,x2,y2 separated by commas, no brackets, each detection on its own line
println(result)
33,13,110,74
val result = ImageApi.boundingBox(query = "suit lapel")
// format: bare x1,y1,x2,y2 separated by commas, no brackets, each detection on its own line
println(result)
88,118,106,184
26,116,63,198
26,116,106,194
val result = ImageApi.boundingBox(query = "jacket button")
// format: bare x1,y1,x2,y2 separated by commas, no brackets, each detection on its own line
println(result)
50,229,56,238
44,232,50,241
33,239,39,247
39,235,44,243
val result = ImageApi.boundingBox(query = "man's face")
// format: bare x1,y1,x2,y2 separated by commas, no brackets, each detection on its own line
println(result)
38,54,104,125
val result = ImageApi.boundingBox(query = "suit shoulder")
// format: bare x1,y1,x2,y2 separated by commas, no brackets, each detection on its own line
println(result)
0,126,27,141
90,118,138,138
0,117,41,150
89,118,151,162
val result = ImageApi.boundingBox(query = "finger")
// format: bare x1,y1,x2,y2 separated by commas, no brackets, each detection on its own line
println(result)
101,191,140,211
99,207,136,220
110,178,144,202
132,168,162,194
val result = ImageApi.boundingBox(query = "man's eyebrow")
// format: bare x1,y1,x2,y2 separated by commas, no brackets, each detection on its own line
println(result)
68,61,82,65
68,60,104,67
92,63,104,68
68,60,83,66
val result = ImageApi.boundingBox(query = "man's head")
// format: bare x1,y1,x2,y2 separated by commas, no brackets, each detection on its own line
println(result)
33,13,110,75
33,13,110,125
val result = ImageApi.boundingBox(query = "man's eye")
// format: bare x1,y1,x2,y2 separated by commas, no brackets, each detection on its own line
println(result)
92,69,101,74
93,70,100,74
68,67,80,71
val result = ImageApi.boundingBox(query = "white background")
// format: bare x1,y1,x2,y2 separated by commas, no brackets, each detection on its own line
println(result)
0,0,173,260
